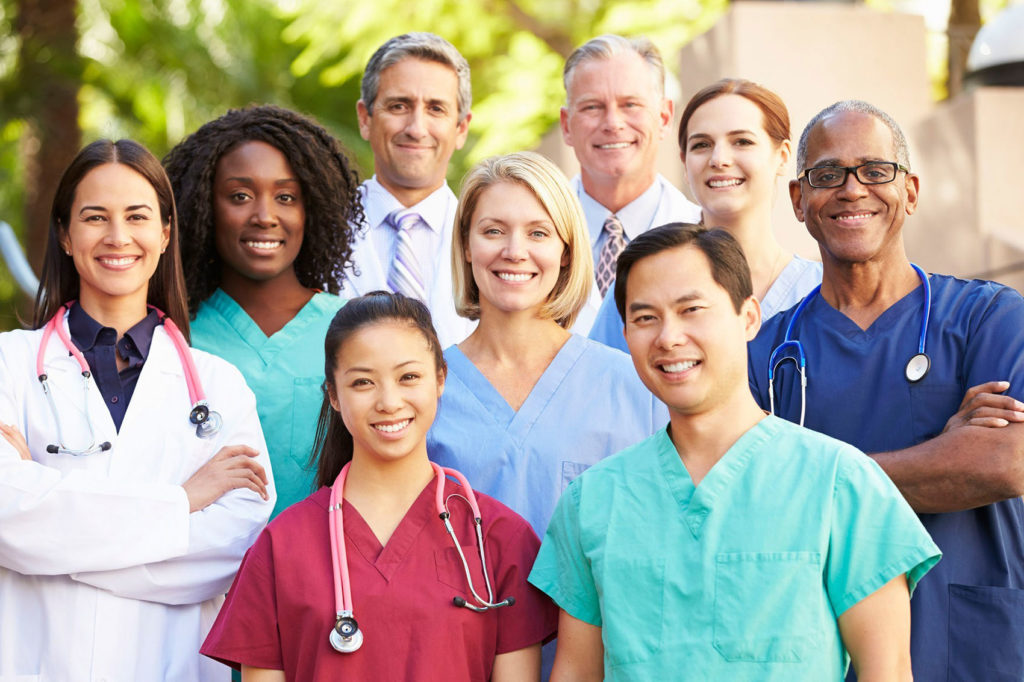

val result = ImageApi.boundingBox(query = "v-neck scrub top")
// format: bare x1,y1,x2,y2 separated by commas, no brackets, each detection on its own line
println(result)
201,477,557,681
427,334,667,537
191,290,345,518
529,417,940,681
748,274,1024,681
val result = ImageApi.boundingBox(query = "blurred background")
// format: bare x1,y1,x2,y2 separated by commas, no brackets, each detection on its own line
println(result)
0,0,1020,330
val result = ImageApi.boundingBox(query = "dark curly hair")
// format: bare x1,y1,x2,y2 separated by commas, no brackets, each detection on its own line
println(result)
163,104,364,313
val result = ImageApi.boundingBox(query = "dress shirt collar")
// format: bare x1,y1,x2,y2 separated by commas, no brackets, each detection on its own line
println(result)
362,176,452,235
574,174,667,244
68,302,160,368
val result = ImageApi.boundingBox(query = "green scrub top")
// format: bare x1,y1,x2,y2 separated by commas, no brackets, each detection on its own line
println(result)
529,416,940,681
191,289,345,518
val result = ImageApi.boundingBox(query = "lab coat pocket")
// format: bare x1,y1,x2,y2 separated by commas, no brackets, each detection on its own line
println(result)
601,554,665,666
713,551,822,662
948,583,1024,681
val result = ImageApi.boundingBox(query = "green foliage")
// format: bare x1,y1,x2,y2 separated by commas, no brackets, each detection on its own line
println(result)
0,0,725,329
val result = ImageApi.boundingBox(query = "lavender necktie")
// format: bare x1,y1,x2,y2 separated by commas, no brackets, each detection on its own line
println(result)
386,209,428,302
595,215,625,297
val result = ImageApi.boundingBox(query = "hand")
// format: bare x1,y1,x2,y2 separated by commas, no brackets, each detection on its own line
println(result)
0,421,32,461
183,445,269,513
942,381,1024,433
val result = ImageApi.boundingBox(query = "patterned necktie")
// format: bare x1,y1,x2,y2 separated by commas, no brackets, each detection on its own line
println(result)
386,209,428,302
595,215,626,297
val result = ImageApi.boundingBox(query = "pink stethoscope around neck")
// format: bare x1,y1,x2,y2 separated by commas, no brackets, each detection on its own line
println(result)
328,461,515,653
36,302,221,456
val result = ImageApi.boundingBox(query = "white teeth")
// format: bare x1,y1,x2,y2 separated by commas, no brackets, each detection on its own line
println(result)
374,419,410,433
598,142,631,149
497,272,533,282
662,360,697,373
244,240,283,250
709,179,743,188
836,213,873,222
99,257,138,266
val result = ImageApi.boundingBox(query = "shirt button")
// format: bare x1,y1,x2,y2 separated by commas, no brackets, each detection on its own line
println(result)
110,396,119,404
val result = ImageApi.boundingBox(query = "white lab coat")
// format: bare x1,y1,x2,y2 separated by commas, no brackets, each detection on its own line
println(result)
339,179,475,348
0,316,275,682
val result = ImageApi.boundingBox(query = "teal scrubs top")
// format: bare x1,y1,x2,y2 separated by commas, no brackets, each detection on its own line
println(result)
191,289,345,518
529,416,940,681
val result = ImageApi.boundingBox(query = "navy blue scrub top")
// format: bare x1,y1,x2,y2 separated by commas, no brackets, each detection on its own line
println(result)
748,274,1024,682
68,303,159,431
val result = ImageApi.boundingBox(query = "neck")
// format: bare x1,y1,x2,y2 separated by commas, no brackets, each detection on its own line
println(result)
819,251,918,330
667,386,765,483
581,170,654,214
77,291,148,338
460,308,569,363
377,175,443,208
711,211,788,301
343,448,435,503
219,268,313,330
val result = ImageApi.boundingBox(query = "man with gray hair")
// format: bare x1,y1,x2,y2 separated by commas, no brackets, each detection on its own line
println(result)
748,100,1024,680
559,34,700,333
340,32,474,346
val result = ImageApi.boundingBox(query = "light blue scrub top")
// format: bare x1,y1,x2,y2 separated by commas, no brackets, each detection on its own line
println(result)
589,254,822,352
191,289,345,518
529,416,940,681
749,274,1024,682
427,334,667,538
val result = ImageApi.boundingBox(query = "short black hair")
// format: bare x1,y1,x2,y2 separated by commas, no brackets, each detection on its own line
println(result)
614,223,752,318
163,104,364,313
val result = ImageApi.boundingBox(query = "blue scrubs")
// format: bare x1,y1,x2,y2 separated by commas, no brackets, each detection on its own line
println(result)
427,334,667,538
590,255,822,352
191,289,345,518
748,274,1024,682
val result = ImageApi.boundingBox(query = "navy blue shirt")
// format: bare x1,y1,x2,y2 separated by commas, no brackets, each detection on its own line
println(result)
68,303,160,431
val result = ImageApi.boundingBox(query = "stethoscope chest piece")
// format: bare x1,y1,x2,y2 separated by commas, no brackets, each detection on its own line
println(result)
190,403,223,439
905,353,931,383
329,616,363,653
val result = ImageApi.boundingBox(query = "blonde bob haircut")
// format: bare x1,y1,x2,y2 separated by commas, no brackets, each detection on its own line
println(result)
452,151,593,328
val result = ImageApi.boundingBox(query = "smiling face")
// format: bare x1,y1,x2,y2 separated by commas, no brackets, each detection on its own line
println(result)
789,110,919,266
328,320,444,466
682,94,790,225
465,181,568,320
213,140,306,285
560,51,672,200
61,163,170,313
623,244,759,417
357,57,470,205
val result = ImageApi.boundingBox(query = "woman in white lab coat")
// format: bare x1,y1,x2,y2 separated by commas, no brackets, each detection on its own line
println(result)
0,139,275,682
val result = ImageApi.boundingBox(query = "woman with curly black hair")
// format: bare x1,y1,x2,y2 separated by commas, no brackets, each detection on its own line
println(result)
165,104,363,518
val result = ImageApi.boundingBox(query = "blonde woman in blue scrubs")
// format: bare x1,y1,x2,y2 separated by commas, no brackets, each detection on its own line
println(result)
165,105,362,517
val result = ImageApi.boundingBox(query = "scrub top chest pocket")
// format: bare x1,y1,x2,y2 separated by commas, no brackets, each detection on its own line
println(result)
713,551,824,662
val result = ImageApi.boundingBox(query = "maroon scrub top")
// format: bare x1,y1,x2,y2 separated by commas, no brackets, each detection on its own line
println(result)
202,476,557,681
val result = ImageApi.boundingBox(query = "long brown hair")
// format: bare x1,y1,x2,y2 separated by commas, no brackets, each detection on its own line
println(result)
310,292,446,489
33,139,191,340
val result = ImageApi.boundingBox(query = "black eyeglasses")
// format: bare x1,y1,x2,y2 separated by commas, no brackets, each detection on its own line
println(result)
798,161,910,188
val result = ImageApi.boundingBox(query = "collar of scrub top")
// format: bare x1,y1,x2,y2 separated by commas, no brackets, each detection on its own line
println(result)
327,460,515,654
768,263,932,426
36,301,221,456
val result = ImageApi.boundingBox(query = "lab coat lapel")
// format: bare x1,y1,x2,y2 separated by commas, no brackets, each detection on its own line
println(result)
117,327,187,446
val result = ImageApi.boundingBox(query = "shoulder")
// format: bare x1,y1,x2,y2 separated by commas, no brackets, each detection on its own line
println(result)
655,174,701,220
310,291,346,316
578,428,666,482
750,303,794,354
931,273,1024,314
185,339,251,392
0,327,42,358
265,486,330,536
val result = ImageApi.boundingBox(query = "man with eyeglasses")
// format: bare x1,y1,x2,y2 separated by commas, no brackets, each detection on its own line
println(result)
748,100,1024,680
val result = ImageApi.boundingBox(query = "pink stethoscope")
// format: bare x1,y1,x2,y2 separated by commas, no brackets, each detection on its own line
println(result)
327,461,515,653
36,302,221,456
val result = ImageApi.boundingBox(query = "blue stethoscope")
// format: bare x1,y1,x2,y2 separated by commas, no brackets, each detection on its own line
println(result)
768,263,931,426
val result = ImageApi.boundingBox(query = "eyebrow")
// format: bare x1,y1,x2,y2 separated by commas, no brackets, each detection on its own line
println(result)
628,292,703,313
810,156,889,167
687,129,757,141
343,360,424,374
222,176,299,185
78,204,153,214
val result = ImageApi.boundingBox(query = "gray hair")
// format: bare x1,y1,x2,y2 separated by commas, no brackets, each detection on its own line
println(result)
361,32,472,121
563,34,665,101
796,100,911,172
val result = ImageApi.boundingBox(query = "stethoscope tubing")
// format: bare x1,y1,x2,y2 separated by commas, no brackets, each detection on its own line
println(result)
36,302,218,455
768,264,931,425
